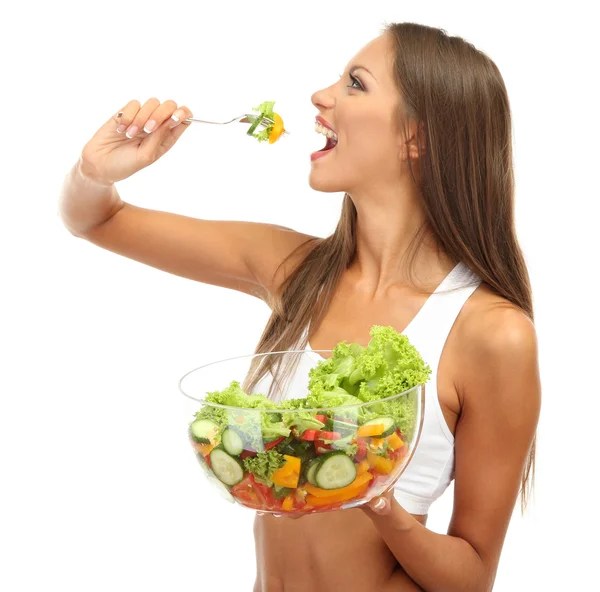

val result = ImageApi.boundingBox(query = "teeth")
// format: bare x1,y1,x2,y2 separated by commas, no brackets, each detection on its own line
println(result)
314,122,338,142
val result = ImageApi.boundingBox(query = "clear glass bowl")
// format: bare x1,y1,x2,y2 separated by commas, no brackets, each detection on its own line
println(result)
179,350,425,516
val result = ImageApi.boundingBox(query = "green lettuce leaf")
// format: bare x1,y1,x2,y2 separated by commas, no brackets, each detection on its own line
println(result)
242,449,286,487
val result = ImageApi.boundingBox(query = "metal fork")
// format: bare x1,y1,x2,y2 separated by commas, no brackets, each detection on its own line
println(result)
183,113,290,137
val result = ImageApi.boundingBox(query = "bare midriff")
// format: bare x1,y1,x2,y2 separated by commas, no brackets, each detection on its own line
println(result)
253,509,427,591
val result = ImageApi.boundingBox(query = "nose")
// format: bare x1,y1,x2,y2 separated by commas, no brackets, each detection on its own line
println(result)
311,83,335,112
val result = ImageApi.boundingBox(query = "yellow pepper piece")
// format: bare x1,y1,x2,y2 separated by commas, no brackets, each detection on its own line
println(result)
304,471,373,498
306,483,370,506
357,423,385,437
386,431,404,450
270,454,301,488
191,441,215,456
268,113,285,144
367,450,394,474
356,459,370,476
282,494,295,512
371,437,385,449
282,455,301,473
271,470,298,488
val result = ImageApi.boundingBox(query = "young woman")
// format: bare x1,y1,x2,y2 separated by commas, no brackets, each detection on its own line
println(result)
59,21,540,592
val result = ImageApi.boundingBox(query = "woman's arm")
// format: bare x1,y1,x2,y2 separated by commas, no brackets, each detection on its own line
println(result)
362,304,541,592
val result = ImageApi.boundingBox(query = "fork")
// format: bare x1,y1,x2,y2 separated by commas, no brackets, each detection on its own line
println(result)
183,113,290,137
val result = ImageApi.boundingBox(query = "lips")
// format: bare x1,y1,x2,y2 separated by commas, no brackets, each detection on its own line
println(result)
311,115,338,162
316,115,336,133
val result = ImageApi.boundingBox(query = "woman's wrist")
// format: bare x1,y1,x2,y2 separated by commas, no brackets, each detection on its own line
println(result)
76,157,114,189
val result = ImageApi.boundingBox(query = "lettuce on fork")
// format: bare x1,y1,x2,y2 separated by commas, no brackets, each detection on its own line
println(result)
248,101,277,142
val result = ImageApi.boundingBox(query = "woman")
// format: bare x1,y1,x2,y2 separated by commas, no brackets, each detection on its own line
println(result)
59,21,540,592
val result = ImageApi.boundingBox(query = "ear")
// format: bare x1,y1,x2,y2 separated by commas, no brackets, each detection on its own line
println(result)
399,119,426,161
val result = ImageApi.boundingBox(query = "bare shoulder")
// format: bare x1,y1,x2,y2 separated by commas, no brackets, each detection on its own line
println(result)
458,284,536,349
453,284,539,402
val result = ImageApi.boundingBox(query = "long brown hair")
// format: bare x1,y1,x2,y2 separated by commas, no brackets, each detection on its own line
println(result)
242,22,536,514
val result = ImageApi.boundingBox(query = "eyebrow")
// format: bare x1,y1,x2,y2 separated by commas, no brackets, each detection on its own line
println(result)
351,65,376,81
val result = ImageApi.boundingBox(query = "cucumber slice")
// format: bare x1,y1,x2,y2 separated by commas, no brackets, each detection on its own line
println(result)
332,418,359,436
190,419,220,444
362,416,396,437
331,433,355,451
209,447,245,486
306,457,324,486
315,451,357,489
247,113,265,136
221,427,244,456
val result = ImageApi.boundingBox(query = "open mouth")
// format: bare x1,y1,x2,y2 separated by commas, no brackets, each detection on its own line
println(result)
312,121,338,159
318,135,338,152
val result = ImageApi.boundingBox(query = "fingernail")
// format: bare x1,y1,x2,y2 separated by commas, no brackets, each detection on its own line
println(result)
170,110,184,129
125,125,138,139
374,498,386,511
144,120,156,133
116,125,127,133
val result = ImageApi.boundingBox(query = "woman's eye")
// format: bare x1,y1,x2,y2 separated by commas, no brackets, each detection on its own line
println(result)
338,73,364,91
348,74,363,90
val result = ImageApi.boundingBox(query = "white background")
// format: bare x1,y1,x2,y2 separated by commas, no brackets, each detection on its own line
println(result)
2,1,598,590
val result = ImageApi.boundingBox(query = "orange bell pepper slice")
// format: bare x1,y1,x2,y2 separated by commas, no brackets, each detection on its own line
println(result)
282,494,295,512
191,440,215,456
270,455,301,488
357,423,385,437
367,450,394,474
386,431,404,450
304,470,373,498
355,459,370,476
371,437,385,449
268,113,285,144
306,482,370,506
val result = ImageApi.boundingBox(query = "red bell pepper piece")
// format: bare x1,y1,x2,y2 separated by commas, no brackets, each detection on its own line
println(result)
240,450,258,460
301,429,319,441
230,474,260,507
354,438,368,462
249,474,277,510
264,436,286,451
315,414,328,424
317,431,342,440
314,438,333,455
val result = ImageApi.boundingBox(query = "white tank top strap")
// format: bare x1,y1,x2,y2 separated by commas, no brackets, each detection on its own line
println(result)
404,261,482,377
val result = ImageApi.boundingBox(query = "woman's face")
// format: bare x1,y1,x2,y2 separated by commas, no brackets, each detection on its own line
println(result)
309,33,406,195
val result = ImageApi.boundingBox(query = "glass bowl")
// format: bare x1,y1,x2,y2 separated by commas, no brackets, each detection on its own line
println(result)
179,349,425,516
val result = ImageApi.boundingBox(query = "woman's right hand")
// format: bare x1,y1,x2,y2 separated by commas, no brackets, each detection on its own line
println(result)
79,98,194,186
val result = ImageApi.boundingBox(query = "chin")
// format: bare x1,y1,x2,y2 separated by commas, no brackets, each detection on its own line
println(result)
308,167,352,194
308,176,346,193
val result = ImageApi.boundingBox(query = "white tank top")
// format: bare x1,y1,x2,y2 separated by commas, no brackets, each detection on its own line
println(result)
248,261,482,515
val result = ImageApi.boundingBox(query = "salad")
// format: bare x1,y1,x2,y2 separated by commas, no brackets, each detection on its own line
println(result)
188,325,431,513
247,101,285,144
